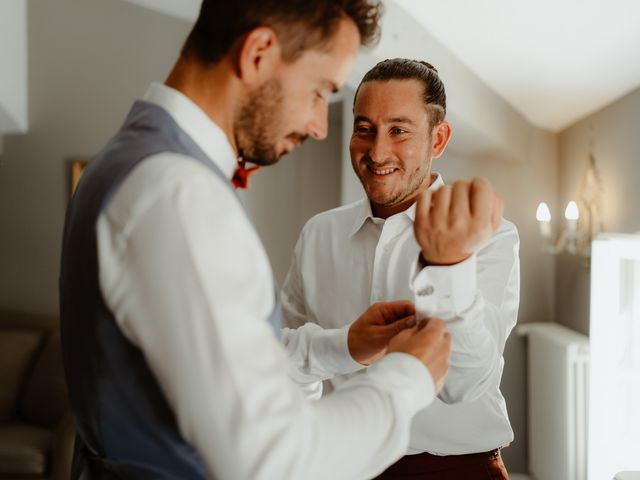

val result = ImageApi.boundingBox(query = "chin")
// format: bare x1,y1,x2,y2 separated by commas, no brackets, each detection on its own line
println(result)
367,191,395,206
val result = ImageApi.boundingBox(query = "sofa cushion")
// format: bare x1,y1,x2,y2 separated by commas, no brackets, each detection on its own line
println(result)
0,330,43,420
0,422,52,476
20,332,68,429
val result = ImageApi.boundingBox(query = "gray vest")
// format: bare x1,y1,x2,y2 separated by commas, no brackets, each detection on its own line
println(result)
59,99,281,479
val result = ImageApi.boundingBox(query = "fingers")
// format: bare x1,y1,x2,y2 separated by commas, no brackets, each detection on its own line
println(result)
415,177,502,266
450,181,471,219
376,300,415,325
415,188,433,214
416,317,447,337
430,184,452,228
382,315,417,337
469,177,492,227
491,192,503,231
414,189,433,231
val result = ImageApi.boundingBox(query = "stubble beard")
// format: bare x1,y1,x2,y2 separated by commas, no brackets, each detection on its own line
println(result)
359,161,431,211
235,79,283,166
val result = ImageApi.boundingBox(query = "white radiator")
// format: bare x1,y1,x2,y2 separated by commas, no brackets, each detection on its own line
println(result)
518,323,590,480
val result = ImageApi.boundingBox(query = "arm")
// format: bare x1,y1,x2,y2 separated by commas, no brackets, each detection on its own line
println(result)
281,226,418,398
411,221,520,403
412,178,519,403
280,233,361,398
98,158,437,480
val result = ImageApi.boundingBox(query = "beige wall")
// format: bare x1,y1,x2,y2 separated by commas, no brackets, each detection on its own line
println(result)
557,85,640,335
0,0,190,313
240,104,343,285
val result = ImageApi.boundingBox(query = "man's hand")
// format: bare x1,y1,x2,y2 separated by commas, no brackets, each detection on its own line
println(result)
348,300,417,365
415,177,503,266
388,318,451,393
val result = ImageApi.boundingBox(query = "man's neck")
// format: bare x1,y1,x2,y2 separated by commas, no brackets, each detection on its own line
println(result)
370,172,438,219
165,56,240,155
370,198,415,220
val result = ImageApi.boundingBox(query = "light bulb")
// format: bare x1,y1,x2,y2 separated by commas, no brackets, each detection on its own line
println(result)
564,201,580,221
536,202,551,222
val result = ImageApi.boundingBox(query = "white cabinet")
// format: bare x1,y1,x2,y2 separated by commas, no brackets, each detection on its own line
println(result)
589,234,640,479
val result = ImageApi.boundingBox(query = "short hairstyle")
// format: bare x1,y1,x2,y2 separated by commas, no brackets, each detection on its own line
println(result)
182,0,383,65
355,58,447,129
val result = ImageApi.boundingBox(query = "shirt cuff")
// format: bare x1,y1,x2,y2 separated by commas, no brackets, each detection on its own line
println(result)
410,254,477,321
315,324,366,376
364,352,435,414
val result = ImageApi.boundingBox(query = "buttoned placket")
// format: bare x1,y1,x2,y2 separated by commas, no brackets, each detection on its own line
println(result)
369,214,408,304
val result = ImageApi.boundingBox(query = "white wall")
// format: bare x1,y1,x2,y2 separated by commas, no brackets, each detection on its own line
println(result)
0,0,28,142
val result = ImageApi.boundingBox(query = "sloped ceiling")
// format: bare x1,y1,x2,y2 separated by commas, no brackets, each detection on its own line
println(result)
395,0,640,132
122,0,640,133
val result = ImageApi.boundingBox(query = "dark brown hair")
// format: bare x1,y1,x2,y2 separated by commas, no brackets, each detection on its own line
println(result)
182,0,383,65
355,58,446,128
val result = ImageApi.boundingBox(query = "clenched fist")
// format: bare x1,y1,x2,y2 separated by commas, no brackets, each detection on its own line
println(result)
415,177,503,266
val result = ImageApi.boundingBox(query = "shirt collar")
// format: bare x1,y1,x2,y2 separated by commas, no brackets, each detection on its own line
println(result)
348,173,446,238
141,82,238,180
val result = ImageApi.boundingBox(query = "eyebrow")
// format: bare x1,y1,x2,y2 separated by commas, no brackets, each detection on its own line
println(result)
353,115,417,126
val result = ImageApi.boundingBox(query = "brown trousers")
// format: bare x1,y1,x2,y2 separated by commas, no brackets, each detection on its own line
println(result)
372,448,509,480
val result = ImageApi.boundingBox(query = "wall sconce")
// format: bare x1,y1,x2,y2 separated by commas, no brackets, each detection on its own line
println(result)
536,200,588,256
535,150,603,258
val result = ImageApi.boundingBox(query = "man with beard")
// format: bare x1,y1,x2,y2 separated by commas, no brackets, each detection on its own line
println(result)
282,59,518,479
59,3,457,480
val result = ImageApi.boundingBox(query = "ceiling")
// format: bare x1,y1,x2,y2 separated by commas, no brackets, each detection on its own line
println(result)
123,0,640,133
394,0,640,132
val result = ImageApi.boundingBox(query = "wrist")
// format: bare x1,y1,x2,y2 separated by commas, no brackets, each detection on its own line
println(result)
347,326,365,365
420,251,471,267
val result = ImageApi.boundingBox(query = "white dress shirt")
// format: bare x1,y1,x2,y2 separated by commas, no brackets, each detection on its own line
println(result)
95,83,436,480
281,176,520,455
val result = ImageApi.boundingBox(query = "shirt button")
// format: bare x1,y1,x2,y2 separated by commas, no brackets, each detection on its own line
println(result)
417,285,434,296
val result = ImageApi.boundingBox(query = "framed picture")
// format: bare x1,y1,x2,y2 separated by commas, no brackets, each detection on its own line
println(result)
70,159,88,195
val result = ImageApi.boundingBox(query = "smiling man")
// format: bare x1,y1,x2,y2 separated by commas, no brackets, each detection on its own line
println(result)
58,8,456,480
282,58,520,479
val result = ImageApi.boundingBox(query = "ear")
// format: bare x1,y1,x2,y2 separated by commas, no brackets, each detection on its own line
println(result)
236,26,282,87
430,121,452,159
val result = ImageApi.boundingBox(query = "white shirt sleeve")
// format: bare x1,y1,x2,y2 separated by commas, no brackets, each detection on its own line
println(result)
281,324,364,399
411,220,520,403
98,156,434,480
280,227,364,399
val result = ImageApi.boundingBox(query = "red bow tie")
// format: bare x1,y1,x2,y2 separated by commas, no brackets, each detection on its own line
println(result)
232,160,260,189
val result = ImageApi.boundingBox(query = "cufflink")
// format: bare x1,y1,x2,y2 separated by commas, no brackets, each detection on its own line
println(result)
416,285,435,296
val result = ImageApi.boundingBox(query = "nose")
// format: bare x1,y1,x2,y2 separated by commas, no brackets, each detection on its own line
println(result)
307,102,329,141
368,132,392,164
